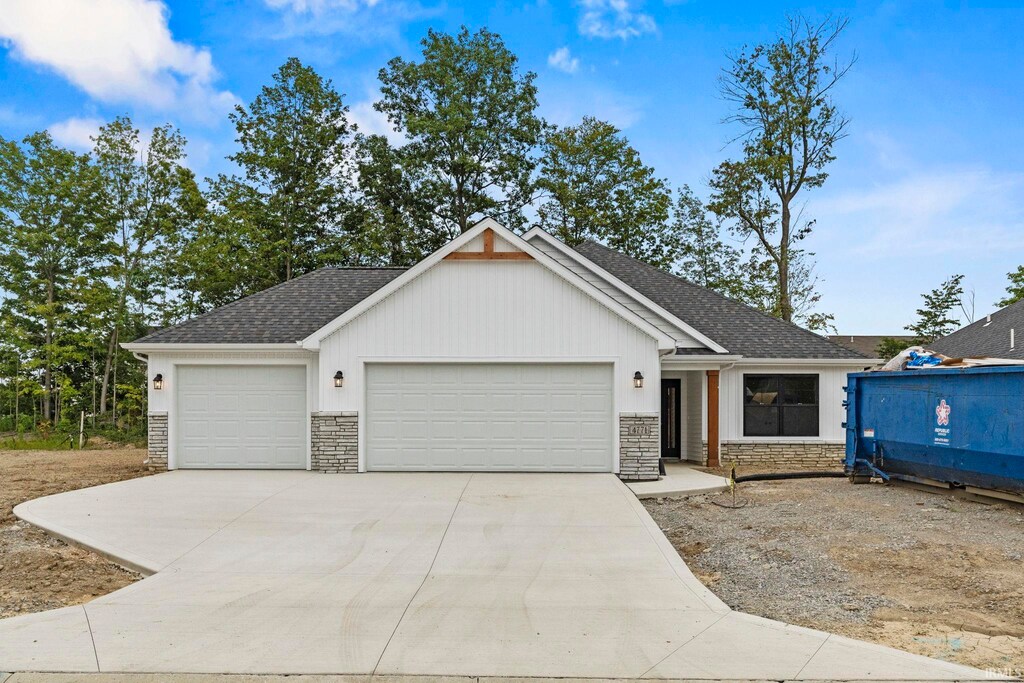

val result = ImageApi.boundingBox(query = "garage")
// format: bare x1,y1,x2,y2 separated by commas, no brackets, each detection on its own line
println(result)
365,363,614,472
176,365,307,469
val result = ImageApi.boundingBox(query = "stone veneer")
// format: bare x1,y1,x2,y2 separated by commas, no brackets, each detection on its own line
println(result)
146,412,168,471
618,413,660,481
311,412,359,473
718,441,845,469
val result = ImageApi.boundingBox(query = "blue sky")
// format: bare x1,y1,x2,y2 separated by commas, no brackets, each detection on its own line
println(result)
1,0,1022,334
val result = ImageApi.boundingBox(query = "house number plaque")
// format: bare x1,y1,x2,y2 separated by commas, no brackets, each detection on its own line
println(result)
627,425,652,436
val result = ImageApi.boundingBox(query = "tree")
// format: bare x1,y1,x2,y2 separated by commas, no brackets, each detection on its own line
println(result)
92,117,205,414
996,265,1024,307
0,132,102,423
201,57,355,304
906,274,965,346
536,117,674,266
376,27,544,236
671,184,771,304
708,15,852,325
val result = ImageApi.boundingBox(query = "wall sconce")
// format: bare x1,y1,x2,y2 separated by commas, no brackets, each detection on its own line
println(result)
153,373,164,390
633,371,644,389
333,371,344,388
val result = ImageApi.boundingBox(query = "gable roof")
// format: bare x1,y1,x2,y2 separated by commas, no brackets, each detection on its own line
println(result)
128,268,405,345
298,218,677,351
930,299,1024,360
573,240,868,360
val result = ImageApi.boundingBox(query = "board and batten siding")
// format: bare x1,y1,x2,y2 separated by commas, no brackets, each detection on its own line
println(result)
318,260,661,415
719,364,850,442
526,236,705,349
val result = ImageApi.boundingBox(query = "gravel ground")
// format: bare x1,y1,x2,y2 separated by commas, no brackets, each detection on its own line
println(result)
0,447,152,618
644,477,1024,672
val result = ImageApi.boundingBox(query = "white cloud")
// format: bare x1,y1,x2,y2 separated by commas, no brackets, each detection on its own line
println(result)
577,0,657,40
814,167,1024,257
348,98,405,146
265,0,381,13
547,47,580,74
0,0,235,119
263,0,434,39
48,116,105,151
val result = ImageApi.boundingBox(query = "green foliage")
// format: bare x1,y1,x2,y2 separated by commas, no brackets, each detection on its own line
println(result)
376,27,544,236
906,274,965,345
876,337,910,360
996,266,1024,308
708,15,851,326
536,117,674,267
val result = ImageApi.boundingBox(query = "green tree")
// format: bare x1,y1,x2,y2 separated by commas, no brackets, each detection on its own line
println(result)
376,27,544,236
671,184,772,305
708,15,852,325
0,132,102,423
906,274,965,345
350,134,438,266
996,265,1024,307
92,117,205,414
536,117,674,267
875,337,908,360
201,57,355,304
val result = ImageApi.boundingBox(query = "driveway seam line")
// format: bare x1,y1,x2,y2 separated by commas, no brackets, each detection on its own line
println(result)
81,604,101,673
636,611,727,678
372,473,474,675
792,632,832,680
162,473,314,569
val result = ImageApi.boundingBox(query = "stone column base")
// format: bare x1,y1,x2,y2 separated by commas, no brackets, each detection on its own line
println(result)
618,413,660,481
146,412,168,471
311,412,358,473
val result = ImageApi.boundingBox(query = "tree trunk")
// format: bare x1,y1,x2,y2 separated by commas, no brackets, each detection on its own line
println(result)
98,327,118,416
44,279,54,422
779,201,792,323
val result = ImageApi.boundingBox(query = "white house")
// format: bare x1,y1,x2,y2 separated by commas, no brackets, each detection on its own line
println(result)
123,219,874,480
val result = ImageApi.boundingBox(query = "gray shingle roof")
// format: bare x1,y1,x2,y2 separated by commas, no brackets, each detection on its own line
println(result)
930,299,1024,360
131,268,406,344
574,240,867,360
827,335,914,358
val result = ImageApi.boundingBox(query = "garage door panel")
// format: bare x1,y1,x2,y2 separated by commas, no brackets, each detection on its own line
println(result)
176,365,306,470
366,363,613,472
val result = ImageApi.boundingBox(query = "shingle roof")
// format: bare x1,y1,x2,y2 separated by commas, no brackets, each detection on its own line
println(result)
574,240,867,360
131,268,406,344
827,335,914,358
930,299,1024,360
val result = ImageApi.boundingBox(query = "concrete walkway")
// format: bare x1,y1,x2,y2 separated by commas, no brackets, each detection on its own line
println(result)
626,461,731,498
0,471,996,680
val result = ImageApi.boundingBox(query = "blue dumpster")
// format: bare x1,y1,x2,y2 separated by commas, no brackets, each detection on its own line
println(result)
844,366,1024,494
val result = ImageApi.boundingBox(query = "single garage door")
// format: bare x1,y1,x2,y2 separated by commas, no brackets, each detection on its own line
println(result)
176,365,306,469
366,363,613,472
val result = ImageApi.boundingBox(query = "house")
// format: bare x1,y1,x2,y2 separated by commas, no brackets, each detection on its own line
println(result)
827,335,913,359
122,219,874,480
930,299,1024,360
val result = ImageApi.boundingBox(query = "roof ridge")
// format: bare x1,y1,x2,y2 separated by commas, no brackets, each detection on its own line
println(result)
577,239,868,359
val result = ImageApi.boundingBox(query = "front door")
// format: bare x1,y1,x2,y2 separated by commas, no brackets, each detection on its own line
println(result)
661,378,681,459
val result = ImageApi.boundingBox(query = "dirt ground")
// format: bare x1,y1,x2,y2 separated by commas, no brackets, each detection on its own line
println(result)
644,476,1024,673
0,447,152,619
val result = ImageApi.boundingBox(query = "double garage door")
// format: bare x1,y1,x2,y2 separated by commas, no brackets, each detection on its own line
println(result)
366,363,614,472
173,363,613,472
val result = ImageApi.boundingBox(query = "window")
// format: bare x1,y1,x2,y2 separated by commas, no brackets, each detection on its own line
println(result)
743,374,819,437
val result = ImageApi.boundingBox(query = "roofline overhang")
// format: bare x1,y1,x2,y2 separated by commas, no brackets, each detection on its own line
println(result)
120,342,309,353
661,354,744,364
522,227,730,355
299,218,677,352
730,357,879,366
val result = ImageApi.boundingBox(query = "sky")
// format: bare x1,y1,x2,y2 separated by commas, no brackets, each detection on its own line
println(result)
0,0,1022,334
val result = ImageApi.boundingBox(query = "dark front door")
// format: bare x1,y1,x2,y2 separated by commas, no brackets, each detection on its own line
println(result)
661,378,681,459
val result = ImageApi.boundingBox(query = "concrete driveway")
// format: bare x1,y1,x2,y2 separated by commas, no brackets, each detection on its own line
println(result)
0,471,992,679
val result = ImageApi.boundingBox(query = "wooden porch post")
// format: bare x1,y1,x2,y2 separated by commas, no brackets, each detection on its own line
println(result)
706,369,720,467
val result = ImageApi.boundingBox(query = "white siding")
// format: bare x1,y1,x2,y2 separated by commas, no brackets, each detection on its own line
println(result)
527,236,705,349
719,364,850,442
318,260,660,417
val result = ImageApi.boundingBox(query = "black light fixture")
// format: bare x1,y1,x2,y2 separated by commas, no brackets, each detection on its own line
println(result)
633,371,644,389
153,373,164,390
333,370,344,388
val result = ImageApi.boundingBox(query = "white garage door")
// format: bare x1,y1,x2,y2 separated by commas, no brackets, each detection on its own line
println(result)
366,363,613,472
176,365,306,469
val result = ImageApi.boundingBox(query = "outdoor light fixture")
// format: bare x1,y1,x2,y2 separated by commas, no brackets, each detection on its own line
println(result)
633,371,644,389
153,373,164,390
333,371,344,388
